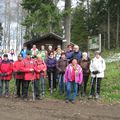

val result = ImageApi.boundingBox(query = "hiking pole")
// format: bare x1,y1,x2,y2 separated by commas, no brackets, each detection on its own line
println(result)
12,72,16,97
88,77,94,99
40,72,44,97
50,71,53,94
31,71,35,101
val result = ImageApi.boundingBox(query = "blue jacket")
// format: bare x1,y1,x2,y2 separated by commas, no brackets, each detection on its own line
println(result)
72,51,82,61
20,49,28,58
66,51,73,61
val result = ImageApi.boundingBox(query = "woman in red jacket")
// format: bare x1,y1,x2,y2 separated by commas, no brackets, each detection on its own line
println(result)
0,54,13,97
22,51,36,101
34,54,47,99
13,54,25,98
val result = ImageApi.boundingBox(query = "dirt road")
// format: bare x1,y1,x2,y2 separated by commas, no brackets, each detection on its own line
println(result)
0,97,120,120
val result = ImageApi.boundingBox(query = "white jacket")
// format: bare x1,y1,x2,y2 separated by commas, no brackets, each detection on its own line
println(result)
90,56,106,78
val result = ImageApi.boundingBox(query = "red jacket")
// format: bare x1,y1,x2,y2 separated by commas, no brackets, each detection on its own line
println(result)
13,60,25,79
34,59,47,79
22,58,35,81
0,60,13,80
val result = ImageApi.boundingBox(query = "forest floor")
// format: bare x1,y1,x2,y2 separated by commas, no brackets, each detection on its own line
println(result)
0,96,120,120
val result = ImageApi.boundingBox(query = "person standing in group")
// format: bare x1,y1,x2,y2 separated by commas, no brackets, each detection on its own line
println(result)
22,51,36,101
89,51,106,99
31,44,39,59
46,51,57,91
9,49,17,62
34,54,47,99
13,54,25,98
2,49,11,60
47,45,53,57
55,45,63,61
56,52,68,95
0,54,13,97
20,46,28,59
64,58,83,103
71,45,82,63
40,45,47,61
80,52,90,96
65,44,73,63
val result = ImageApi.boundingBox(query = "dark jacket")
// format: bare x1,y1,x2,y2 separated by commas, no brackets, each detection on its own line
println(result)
72,51,82,62
56,58,68,73
80,58,90,76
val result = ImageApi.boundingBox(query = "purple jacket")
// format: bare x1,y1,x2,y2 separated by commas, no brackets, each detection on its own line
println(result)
46,57,56,71
64,64,83,84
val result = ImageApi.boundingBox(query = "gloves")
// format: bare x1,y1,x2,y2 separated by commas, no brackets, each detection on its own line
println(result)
17,71,21,75
40,70,44,73
1,73,7,77
92,71,100,75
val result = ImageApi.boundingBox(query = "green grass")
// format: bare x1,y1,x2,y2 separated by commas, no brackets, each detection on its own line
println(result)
101,62,120,103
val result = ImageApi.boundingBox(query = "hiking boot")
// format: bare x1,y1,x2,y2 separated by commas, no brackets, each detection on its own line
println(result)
71,100,75,104
82,93,86,97
88,95,93,99
65,99,69,103
5,95,9,98
23,98,28,102
95,94,100,99
36,96,42,100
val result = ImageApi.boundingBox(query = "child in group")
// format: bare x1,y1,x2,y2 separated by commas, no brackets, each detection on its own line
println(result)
64,58,83,103
89,51,106,99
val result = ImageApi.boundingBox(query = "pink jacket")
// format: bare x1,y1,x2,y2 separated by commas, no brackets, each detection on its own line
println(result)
64,64,83,84
34,59,47,79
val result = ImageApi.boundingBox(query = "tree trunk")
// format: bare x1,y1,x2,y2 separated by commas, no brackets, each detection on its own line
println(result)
116,6,119,49
103,24,106,50
107,8,110,49
7,0,11,50
63,0,71,50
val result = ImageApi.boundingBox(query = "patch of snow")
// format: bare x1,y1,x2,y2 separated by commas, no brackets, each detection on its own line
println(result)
105,53,120,63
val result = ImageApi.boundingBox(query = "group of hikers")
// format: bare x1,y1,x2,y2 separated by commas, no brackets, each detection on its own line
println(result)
0,44,106,103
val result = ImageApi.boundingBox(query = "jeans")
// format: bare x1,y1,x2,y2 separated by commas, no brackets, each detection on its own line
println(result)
83,75,89,94
90,77,102,95
66,81,78,101
22,80,30,98
58,73,64,94
16,79,24,97
0,80,9,96
40,74,45,95
34,74,45,97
